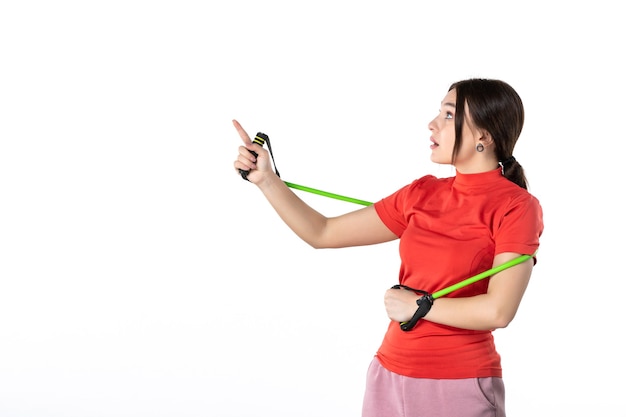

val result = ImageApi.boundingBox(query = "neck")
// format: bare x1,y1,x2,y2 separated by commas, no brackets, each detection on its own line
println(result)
454,160,500,174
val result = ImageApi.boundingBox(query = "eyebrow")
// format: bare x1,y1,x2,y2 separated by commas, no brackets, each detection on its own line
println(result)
442,101,456,108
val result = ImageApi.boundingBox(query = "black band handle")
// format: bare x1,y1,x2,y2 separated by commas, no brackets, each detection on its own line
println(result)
399,294,434,331
239,131,280,181
390,284,434,331
239,132,268,181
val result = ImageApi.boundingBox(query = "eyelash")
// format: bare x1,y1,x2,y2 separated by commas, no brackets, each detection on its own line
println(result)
445,112,454,119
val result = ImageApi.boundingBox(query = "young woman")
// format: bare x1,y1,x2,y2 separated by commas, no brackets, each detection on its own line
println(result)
233,78,543,417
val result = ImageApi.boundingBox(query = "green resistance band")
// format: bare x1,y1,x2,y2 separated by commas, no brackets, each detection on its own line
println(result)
432,253,533,299
284,181,373,206
395,252,535,331
250,133,535,317
283,179,535,306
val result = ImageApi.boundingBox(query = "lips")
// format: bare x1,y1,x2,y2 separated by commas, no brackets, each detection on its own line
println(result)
430,137,439,148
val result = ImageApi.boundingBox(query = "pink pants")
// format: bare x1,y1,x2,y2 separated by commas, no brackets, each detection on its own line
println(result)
362,357,506,417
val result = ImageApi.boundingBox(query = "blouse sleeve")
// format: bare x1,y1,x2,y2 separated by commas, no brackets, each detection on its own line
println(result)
373,176,435,238
495,194,544,261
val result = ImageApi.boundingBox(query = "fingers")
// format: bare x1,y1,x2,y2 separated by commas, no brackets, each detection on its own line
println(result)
233,119,258,167
384,288,418,323
232,119,270,182
232,119,252,147
234,145,257,172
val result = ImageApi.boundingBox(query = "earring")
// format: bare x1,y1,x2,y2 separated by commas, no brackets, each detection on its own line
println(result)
476,143,484,152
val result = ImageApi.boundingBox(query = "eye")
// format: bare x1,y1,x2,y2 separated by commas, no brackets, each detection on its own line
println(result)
445,111,454,119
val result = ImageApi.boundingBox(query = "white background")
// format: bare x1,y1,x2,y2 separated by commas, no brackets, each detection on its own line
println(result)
1,1,624,416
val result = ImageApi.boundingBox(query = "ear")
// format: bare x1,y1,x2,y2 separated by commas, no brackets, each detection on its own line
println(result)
478,130,494,146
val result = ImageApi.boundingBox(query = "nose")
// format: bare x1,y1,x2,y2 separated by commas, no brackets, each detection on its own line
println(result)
428,115,437,132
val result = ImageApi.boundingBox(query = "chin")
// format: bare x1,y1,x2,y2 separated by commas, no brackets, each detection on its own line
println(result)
430,155,447,164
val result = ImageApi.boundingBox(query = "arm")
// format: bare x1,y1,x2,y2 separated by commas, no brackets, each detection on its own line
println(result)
384,252,534,330
233,119,397,248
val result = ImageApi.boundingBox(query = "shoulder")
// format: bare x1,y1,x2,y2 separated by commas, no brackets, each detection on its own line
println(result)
378,174,454,206
495,183,544,234
501,182,542,212
407,174,453,192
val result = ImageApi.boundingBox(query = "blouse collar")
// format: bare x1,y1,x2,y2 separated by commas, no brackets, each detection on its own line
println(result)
453,166,503,188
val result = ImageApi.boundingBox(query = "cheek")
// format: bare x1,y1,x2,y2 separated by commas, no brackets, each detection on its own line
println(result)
441,129,456,150
457,140,478,159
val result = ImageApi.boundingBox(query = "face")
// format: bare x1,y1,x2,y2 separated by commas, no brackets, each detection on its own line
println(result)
428,88,483,168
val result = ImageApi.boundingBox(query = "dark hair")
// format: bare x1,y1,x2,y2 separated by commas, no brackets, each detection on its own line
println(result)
449,79,528,189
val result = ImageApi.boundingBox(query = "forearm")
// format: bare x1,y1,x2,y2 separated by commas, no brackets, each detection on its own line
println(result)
425,295,509,331
256,172,329,248
387,289,509,331
412,254,532,331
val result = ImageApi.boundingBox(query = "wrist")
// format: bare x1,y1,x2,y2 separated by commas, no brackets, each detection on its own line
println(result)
256,170,281,190
400,293,434,331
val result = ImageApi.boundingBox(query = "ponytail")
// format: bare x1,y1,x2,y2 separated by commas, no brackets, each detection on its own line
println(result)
500,156,528,190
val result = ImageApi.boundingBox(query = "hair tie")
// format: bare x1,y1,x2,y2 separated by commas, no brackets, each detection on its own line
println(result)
501,156,516,166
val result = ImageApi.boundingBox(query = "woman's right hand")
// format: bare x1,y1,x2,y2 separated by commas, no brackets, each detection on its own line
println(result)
231,118,398,249
232,119,273,185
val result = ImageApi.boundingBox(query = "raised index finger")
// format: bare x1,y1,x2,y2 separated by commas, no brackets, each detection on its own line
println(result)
232,119,252,146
